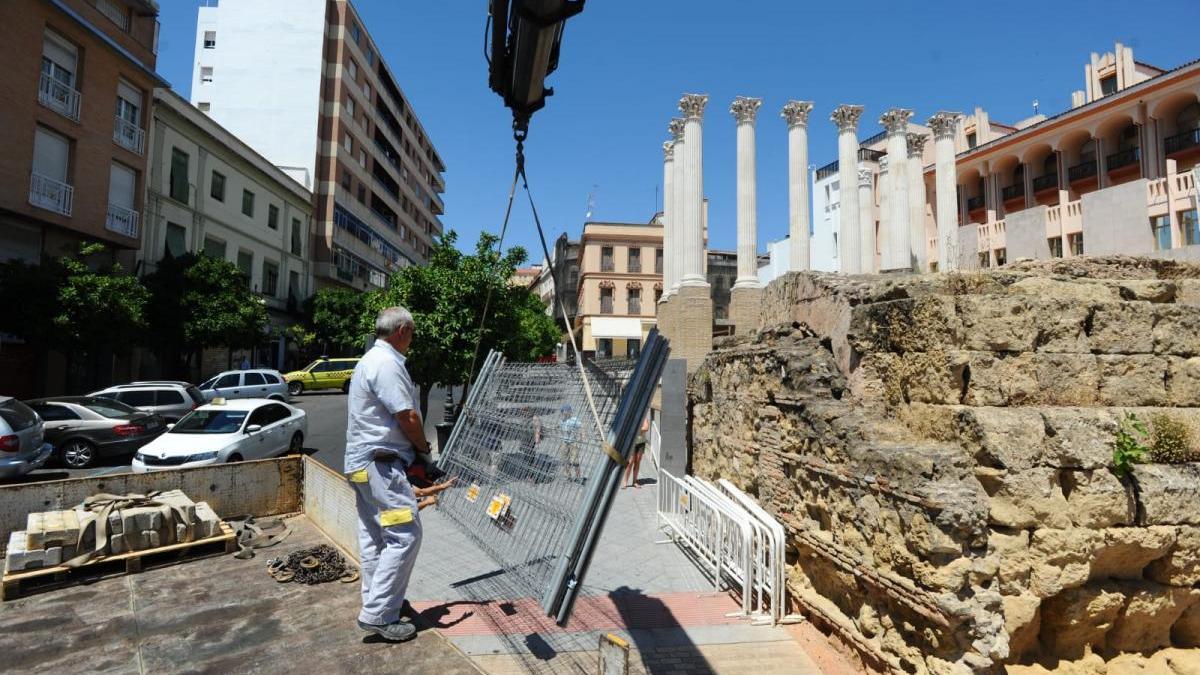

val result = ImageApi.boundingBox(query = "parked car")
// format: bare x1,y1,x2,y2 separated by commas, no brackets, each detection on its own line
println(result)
89,382,206,423
132,398,306,473
197,369,289,403
0,396,53,480
283,357,359,396
25,396,166,469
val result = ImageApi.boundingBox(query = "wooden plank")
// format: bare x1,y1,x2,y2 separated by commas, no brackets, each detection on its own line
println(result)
3,522,234,586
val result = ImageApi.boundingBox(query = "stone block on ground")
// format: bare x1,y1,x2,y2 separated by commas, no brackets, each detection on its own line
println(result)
1098,355,1169,406
1062,469,1134,528
1089,302,1156,354
1168,357,1200,406
194,502,221,539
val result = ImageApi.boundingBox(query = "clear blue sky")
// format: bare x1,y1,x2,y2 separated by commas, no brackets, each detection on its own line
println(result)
157,1,1199,262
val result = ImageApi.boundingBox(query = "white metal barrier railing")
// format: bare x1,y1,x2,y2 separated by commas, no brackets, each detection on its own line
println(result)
657,468,798,625
648,419,661,470
657,468,796,619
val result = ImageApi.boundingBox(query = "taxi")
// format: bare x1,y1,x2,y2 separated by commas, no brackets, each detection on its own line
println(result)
283,357,359,396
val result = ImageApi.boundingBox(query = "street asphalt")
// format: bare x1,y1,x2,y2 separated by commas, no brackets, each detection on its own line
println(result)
8,385,454,483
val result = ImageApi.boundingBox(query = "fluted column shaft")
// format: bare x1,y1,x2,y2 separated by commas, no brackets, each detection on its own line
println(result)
668,118,685,293
857,166,875,273
679,95,708,286
881,108,913,270
929,112,961,271
783,101,813,271
831,105,864,274
907,133,929,271
731,97,762,287
661,142,675,300
878,156,891,265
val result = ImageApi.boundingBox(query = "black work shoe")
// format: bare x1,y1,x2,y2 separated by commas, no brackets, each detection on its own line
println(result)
358,619,417,642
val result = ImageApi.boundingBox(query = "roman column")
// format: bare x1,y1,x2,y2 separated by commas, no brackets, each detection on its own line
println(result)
858,166,875,273
782,100,814,271
661,140,675,302
676,94,712,371
668,118,685,295
878,155,890,268
927,111,961,271
907,132,929,271
728,96,763,334
881,108,913,271
830,104,864,273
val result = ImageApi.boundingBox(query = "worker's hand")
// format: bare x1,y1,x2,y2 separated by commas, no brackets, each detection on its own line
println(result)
417,496,438,510
413,476,457,498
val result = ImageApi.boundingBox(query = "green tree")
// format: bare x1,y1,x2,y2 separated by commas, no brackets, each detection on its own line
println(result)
0,243,148,392
306,287,368,356
143,253,267,378
362,231,560,417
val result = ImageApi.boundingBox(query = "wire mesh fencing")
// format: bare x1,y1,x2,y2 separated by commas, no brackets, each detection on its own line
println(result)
435,351,636,602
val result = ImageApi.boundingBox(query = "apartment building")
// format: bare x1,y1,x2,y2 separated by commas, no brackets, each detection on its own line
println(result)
946,43,1200,268
139,89,314,365
576,221,664,360
190,0,446,291
0,0,163,265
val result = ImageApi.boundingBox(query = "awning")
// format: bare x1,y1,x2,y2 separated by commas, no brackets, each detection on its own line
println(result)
590,317,644,340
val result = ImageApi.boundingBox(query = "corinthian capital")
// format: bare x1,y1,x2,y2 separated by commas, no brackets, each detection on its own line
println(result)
880,108,914,134
678,94,709,120
668,117,685,141
781,100,814,128
927,111,962,139
830,104,864,132
906,132,929,157
663,141,675,161
730,96,763,124
858,166,873,187
879,155,889,172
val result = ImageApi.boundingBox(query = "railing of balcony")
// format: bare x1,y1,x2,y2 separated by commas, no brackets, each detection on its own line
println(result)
1106,147,1141,171
600,297,613,314
1032,173,1058,192
29,172,73,216
38,73,81,121
628,259,641,273
858,148,885,163
1068,160,1098,182
1165,128,1200,155
814,160,839,181
601,259,614,272
628,299,641,315
966,195,985,211
113,116,144,155
105,204,139,237
1001,183,1024,201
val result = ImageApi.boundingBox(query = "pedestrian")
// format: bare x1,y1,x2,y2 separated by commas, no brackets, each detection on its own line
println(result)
345,306,454,642
239,354,251,370
558,403,582,481
623,415,650,488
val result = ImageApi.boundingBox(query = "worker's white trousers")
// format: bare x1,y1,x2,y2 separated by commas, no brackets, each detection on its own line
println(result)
351,457,423,625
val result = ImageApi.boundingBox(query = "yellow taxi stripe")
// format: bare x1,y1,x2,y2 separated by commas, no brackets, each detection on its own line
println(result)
380,507,413,527
347,469,369,483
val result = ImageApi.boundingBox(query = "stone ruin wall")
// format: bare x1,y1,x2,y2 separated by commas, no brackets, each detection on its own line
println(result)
688,258,1200,673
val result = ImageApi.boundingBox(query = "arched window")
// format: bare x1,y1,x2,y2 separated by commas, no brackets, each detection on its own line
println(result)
1012,164,1024,183
1042,153,1057,175
1079,138,1096,163
1178,102,1200,131
1118,123,1139,150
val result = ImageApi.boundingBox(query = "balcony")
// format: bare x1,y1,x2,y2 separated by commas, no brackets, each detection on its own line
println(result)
1032,173,1058,192
1165,128,1200,156
29,172,73,216
600,298,613,314
1068,160,1098,183
966,195,985,211
105,204,139,238
1001,183,1024,201
601,259,614,273
38,73,81,122
628,259,641,274
628,300,641,315
1106,147,1141,172
113,116,144,155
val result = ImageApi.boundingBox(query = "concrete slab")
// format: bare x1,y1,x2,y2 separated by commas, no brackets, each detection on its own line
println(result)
0,516,480,675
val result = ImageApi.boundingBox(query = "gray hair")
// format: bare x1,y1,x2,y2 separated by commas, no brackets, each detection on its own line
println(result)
375,306,414,338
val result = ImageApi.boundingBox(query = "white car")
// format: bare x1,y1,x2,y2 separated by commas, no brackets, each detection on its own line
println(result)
132,398,306,473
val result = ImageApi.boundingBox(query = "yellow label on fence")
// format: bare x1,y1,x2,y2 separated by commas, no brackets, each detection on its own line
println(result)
465,484,481,503
486,494,511,520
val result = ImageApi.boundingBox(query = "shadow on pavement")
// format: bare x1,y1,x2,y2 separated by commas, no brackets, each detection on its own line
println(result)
610,585,714,675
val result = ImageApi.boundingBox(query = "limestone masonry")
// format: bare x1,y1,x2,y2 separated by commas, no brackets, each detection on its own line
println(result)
690,257,1200,673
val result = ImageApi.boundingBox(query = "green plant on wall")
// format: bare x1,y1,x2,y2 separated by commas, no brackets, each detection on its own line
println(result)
1113,412,1150,476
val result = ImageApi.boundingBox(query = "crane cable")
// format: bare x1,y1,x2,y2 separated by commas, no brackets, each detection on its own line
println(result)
465,131,611,463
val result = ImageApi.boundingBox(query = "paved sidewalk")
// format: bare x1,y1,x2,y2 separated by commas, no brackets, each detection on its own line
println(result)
409,464,835,674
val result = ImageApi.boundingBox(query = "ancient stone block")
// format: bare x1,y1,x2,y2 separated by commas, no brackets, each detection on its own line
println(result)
1027,528,1102,599
1097,355,1168,406
1135,463,1200,526
956,296,1038,353
1174,600,1200,647
956,407,1045,471
1107,582,1199,654
964,352,1038,406
1062,469,1134,528
1177,279,1200,307
1034,354,1101,406
1116,279,1177,303
1039,408,1118,469
194,502,221,539
1168,357,1200,407
1003,592,1042,661
1038,585,1125,658
1089,302,1156,354
1146,526,1200,586
977,467,1069,529
1007,275,1118,304
1088,527,1175,581
1153,306,1200,356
